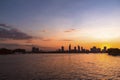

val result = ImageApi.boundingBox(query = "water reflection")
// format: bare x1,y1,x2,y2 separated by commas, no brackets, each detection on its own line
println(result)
0,54,120,80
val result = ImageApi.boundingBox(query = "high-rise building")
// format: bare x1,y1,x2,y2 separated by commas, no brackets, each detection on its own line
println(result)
74,46,77,53
69,44,71,53
78,45,80,52
81,47,83,52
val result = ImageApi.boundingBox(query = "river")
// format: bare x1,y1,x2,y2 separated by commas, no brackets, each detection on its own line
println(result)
0,53,120,80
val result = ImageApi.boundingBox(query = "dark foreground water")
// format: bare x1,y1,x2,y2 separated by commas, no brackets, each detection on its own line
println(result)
0,53,120,80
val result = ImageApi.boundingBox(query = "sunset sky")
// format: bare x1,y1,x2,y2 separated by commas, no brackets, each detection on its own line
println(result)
0,0,120,51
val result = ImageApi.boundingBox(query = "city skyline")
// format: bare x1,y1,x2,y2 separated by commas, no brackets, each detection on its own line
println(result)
0,0,120,50
32,44,107,53
0,44,108,54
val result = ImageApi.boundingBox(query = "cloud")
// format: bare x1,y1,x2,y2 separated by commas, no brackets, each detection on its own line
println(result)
0,24,11,28
40,30,47,33
0,43,35,50
0,43,55,51
64,29,76,33
0,23,32,40
42,38,53,41
0,38,7,41
0,43,32,48
61,39,73,41
26,39,34,43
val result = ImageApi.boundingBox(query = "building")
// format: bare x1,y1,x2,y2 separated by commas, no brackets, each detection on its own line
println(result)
102,46,107,53
32,47,39,53
90,46,97,53
78,45,80,53
69,44,71,53
61,46,64,52
81,47,84,52
74,46,77,53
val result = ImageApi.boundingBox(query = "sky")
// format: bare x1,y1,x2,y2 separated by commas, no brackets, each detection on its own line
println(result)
0,0,120,51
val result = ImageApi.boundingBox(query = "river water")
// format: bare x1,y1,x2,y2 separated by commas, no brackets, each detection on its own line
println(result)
0,53,120,80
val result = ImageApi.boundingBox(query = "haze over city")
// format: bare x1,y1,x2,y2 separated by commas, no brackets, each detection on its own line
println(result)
0,0,120,51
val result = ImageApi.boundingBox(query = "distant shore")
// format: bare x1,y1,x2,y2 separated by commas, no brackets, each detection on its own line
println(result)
0,48,120,56
108,48,120,56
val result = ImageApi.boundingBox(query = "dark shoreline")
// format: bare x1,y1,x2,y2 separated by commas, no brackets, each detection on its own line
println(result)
108,48,120,56
0,53,107,55
0,48,120,56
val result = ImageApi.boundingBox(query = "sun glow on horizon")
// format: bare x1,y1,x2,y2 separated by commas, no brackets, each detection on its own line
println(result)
100,43,111,49
79,27,120,42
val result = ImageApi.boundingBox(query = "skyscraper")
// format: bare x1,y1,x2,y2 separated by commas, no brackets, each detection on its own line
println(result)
78,45,80,52
69,44,71,53
74,46,77,53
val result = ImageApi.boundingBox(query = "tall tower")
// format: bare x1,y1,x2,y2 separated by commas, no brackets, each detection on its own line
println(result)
81,47,84,52
69,44,71,53
78,45,80,53
74,46,77,53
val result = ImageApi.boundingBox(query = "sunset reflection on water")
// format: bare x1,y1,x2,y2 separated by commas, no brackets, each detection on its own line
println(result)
0,54,120,80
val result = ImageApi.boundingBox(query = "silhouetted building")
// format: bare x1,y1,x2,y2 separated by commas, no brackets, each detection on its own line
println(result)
69,44,71,53
102,46,107,53
78,45,80,53
13,49,26,54
61,46,64,52
32,47,39,53
57,44,108,53
90,46,102,53
97,48,101,53
91,46,97,53
74,46,77,53
81,47,86,52
81,47,83,51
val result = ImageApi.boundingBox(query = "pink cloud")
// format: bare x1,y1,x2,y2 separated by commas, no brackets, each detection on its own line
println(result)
64,29,76,33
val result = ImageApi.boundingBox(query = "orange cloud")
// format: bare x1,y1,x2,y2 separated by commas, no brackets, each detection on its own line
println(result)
42,39,53,41
61,39,73,41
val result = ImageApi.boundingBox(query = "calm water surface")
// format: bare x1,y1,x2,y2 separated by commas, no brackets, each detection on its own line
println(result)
0,53,120,80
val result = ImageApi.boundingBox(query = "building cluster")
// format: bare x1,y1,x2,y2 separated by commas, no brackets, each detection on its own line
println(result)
32,47,43,53
0,45,108,54
59,44,107,53
31,44,107,53
0,48,26,54
90,46,107,53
